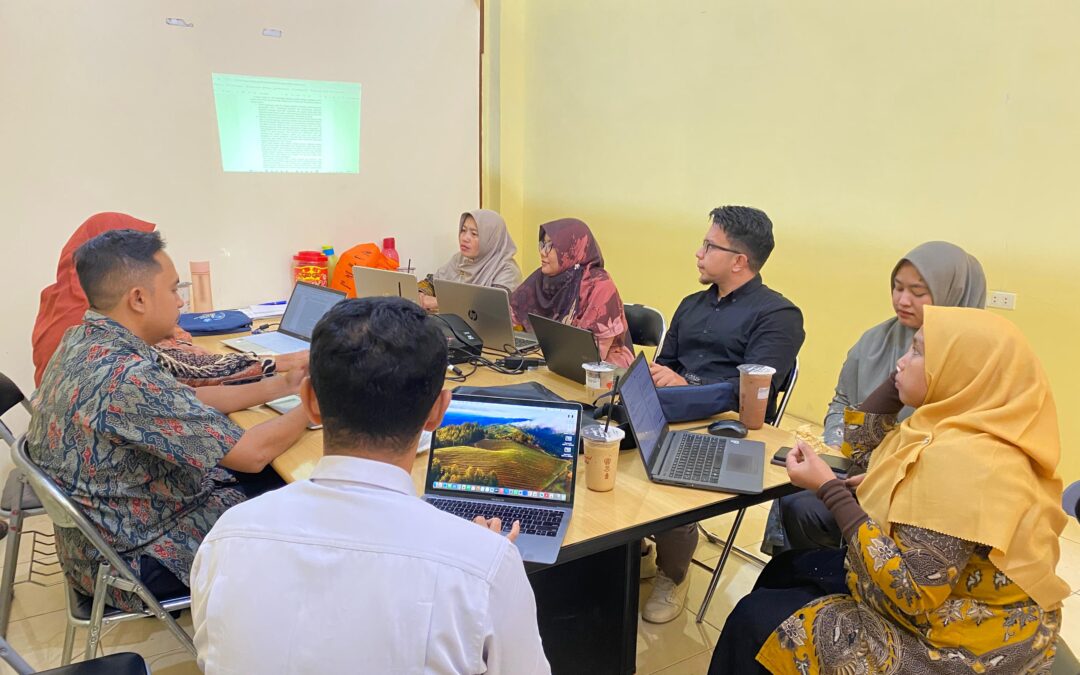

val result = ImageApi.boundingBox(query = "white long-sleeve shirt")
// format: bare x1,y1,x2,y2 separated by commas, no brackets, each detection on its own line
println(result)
191,454,550,674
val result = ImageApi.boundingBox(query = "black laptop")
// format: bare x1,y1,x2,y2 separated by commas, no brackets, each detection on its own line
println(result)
528,313,600,384
620,354,764,494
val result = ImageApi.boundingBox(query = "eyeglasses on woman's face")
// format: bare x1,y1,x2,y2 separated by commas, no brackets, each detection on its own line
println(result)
539,239,554,255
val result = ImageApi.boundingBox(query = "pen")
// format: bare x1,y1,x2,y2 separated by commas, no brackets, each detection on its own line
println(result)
258,300,288,306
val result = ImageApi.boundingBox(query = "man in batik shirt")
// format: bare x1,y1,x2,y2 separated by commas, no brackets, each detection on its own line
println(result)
28,229,309,609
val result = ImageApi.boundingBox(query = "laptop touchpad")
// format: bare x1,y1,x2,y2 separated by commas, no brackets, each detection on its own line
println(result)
722,452,758,474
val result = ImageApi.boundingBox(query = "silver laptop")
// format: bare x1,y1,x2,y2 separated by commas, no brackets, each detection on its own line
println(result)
433,279,538,353
352,266,419,304
222,282,346,355
422,394,582,564
620,353,764,494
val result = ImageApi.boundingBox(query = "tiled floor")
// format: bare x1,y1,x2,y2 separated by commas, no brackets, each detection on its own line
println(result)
3,415,1079,674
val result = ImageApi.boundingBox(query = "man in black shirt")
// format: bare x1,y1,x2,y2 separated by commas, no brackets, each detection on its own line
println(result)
642,206,805,624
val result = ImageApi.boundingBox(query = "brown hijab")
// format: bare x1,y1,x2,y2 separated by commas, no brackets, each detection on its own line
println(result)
509,219,633,365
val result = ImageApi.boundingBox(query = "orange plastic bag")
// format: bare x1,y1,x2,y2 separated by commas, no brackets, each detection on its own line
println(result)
329,243,400,297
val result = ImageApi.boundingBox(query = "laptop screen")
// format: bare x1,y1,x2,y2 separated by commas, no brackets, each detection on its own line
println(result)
279,282,346,339
427,396,581,505
619,354,668,468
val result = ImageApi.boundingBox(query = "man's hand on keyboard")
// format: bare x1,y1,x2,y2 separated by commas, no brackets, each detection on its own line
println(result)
473,516,522,542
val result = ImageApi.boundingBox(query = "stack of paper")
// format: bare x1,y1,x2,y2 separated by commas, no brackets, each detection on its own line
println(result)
241,303,287,319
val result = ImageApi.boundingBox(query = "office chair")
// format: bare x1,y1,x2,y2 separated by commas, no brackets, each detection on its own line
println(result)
0,633,150,674
622,304,666,356
11,437,195,664
0,371,49,637
694,358,799,623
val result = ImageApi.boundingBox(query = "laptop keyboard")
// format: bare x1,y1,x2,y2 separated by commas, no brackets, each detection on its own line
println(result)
514,335,538,350
427,498,564,537
669,434,728,483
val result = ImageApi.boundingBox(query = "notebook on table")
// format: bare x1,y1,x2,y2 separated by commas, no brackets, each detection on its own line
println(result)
221,282,346,355
422,393,582,564
620,353,764,494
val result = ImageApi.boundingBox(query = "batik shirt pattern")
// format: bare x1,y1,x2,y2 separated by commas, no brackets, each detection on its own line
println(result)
28,312,245,611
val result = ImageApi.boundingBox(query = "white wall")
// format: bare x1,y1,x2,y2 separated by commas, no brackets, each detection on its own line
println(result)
0,1,481,417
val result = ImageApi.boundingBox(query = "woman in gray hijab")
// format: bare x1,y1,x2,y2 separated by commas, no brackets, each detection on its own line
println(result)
822,240,988,446
420,209,523,311
763,241,987,553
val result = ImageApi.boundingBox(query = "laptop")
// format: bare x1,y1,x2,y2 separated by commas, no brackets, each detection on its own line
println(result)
352,266,419,304
433,279,538,353
222,281,346,355
529,313,599,384
619,353,764,494
422,393,582,564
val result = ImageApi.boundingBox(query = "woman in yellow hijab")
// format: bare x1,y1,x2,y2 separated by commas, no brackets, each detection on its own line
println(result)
711,306,1068,674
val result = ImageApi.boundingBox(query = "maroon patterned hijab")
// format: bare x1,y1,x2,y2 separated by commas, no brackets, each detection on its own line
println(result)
510,219,633,365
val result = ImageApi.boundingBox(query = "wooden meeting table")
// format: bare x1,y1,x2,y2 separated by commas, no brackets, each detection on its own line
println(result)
196,332,799,674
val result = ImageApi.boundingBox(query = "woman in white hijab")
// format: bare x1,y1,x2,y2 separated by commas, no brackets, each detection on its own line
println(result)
420,209,523,311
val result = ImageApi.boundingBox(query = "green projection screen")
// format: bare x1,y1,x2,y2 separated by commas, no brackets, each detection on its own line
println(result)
212,73,361,173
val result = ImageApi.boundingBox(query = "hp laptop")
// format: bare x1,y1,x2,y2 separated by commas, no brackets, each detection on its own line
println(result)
433,279,538,353
620,353,764,494
222,281,346,355
529,313,599,385
352,266,419,304
423,394,582,564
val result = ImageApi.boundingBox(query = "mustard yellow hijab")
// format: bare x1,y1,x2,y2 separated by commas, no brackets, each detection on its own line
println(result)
857,306,1069,609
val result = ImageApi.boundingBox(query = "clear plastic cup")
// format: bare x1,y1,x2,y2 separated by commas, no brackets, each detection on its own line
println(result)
581,425,625,492
583,361,617,401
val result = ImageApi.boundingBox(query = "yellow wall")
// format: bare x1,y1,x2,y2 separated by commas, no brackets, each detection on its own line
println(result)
487,1,1080,479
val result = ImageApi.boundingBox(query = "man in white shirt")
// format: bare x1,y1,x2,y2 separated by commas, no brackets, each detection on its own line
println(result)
191,297,550,674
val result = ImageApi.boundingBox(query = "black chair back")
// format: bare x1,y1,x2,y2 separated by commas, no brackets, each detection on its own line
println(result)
623,304,665,348
764,357,800,427
0,371,25,420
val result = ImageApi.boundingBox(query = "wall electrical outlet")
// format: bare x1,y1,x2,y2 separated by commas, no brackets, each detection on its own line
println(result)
988,291,1016,310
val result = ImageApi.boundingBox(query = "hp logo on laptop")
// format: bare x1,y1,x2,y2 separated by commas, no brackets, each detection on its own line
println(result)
468,310,479,322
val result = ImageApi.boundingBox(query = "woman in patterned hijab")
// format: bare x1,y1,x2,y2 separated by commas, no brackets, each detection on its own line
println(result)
510,218,633,367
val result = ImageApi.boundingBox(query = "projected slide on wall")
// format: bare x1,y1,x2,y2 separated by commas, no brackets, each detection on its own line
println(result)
212,74,361,173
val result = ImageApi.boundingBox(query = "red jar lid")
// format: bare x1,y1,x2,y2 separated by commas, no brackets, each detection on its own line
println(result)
293,250,328,263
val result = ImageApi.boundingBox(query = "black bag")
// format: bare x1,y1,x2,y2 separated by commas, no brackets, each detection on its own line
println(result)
655,381,736,423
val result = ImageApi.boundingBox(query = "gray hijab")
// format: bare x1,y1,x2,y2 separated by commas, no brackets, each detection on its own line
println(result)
434,209,522,290
823,241,987,444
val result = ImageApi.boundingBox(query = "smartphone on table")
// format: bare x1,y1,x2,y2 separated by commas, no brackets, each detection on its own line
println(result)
771,446,853,478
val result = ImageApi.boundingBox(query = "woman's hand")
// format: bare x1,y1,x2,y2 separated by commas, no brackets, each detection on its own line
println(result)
420,294,439,312
785,440,839,492
844,473,866,490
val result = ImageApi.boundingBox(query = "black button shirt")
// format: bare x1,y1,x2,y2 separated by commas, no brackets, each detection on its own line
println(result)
656,275,805,417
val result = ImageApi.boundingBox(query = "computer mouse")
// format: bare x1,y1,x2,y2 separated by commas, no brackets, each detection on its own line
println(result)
707,419,748,438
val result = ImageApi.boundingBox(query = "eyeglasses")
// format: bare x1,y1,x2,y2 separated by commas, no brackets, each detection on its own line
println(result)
701,239,743,256
539,240,554,255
